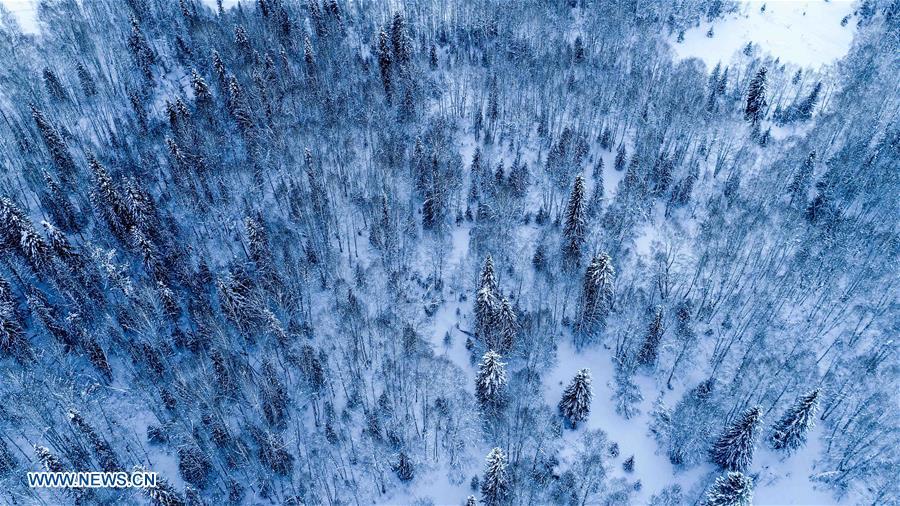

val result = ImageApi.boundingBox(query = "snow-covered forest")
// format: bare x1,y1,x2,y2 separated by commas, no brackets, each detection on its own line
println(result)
0,0,897,504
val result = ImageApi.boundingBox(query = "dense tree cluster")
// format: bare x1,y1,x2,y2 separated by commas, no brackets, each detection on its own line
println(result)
0,0,895,504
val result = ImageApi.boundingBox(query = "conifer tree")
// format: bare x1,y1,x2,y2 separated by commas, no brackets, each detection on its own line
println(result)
465,495,477,506
711,406,762,472
0,438,17,477
480,254,498,294
42,68,68,102
127,16,156,83
393,452,414,481
88,153,131,243
35,445,85,501
39,171,80,232
770,389,820,453
191,69,212,109
30,105,77,182
135,465,185,506
391,13,411,69
495,298,517,353
475,255,500,342
637,306,664,367
480,447,509,506
562,176,587,263
796,82,822,121
614,144,627,171
703,472,753,506
559,368,593,428
178,445,213,489
377,29,393,101
574,253,615,345
476,351,507,411
68,410,121,472
744,67,768,124
76,62,97,98
0,278,29,361
788,151,816,205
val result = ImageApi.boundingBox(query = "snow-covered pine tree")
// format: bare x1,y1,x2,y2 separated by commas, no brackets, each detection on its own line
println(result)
480,254,498,294
0,278,29,361
637,306,664,366
191,69,213,110
475,256,501,344
391,12,412,70
495,298,518,353
574,252,615,346
796,82,822,121
178,445,213,489
744,67,768,124
34,444,65,473
614,144,627,171
75,62,97,98
703,471,753,506
42,68,68,102
559,368,593,428
30,105,77,182
476,351,507,411
68,410,121,472
35,445,85,501
788,151,816,205
711,406,762,472
0,438,17,477
465,495,477,506
393,452,414,481
481,447,509,506
377,29,393,101
770,389,820,453
136,465,185,506
127,16,156,84
562,175,587,263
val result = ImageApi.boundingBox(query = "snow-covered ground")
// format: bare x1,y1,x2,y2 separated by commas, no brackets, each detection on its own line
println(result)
674,0,857,71
0,0,240,34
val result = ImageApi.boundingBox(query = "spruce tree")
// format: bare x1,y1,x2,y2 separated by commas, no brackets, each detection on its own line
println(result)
480,447,509,506
495,298,517,353
562,176,587,263
0,438,17,477
393,452,414,481
574,252,615,345
35,445,85,502
703,472,753,506
76,62,97,98
377,29,393,101
558,368,593,428
68,410,121,472
475,255,500,343
614,144,627,171
796,82,822,121
770,389,820,453
42,68,68,102
0,278,28,360
711,406,762,472
480,254,498,294
127,16,156,83
135,465,185,506
744,67,768,124
637,306,664,366
30,105,77,182
476,351,507,411
787,151,816,205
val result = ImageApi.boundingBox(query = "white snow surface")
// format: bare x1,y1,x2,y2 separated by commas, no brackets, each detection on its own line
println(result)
674,0,857,71
0,0,241,34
